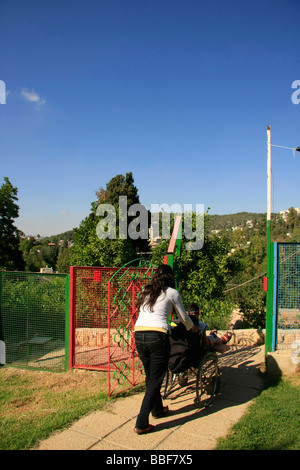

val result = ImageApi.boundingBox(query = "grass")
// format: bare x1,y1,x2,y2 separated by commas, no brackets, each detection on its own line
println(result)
0,366,113,450
1,365,299,451
216,374,300,450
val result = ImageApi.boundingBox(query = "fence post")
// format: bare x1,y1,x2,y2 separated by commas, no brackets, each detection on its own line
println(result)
68,267,75,370
265,241,274,354
164,215,182,290
272,243,278,352
64,274,70,371
0,272,2,342
0,273,4,364
108,280,111,396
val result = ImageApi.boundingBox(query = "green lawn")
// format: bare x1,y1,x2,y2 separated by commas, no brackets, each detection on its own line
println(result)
216,374,300,450
0,366,112,450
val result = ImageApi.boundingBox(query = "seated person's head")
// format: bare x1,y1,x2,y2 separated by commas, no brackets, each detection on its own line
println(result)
186,302,200,319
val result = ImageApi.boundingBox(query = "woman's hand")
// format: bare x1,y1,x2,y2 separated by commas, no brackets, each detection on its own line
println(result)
191,325,199,333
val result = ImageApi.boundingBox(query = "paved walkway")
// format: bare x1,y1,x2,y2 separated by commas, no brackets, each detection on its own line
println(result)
36,345,265,451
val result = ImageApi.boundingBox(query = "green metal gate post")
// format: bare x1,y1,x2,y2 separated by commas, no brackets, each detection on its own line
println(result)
164,215,182,290
64,274,70,371
265,240,274,354
265,125,274,355
0,273,2,340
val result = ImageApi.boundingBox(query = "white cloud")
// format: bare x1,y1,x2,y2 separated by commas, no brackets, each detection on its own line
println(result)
58,210,76,217
20,88,46,107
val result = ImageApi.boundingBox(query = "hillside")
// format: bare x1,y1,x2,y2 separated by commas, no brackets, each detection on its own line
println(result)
208,212,267,231
208,209,300,243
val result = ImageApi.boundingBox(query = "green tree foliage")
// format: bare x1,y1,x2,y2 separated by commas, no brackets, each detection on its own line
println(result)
97,172,140,207
226,231,267,328
21,239,57,271
22,244,47,272
56,246,71,273
151,212,238,329
0,177,25,270
70,172,149,267
98,172,150,254
20,233,74,273
207,208,300,328
70,208,136,267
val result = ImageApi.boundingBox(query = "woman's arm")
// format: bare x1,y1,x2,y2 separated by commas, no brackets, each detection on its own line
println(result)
170,289,194,331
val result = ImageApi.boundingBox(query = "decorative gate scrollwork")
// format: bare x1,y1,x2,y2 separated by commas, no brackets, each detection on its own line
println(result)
113,325,130,348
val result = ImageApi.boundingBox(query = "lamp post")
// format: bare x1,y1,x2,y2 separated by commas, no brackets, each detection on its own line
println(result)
265,126,273,354
267,126,272,255
265,126,300,355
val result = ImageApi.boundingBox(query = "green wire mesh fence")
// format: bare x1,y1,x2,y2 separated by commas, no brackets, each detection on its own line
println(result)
0,271,69,372
276,243,300,351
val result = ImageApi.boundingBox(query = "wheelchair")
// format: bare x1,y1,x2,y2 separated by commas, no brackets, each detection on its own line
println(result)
162,325,221,408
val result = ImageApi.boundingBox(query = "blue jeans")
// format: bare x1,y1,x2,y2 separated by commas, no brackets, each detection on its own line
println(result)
134,331,170,429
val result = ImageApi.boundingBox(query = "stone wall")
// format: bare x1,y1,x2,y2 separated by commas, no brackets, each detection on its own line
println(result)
75,328,118,348
218,328,265,347
75,327,266,348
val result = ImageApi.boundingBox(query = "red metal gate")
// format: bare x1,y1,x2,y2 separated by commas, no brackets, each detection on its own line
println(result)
107,264,156,396
69,263,155,396
69,266,119,371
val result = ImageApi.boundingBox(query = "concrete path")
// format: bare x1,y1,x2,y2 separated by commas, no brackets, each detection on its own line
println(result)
36,345,265,451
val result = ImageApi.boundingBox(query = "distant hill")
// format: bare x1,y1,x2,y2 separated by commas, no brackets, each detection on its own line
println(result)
208,209,300,243
42,229,76,244
208,212,267,231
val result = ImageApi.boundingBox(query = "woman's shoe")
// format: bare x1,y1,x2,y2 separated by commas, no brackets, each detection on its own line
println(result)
134,424,154,435
152,406,169,419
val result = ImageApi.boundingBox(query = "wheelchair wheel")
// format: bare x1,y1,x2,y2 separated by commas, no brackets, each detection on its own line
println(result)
195,352,219,407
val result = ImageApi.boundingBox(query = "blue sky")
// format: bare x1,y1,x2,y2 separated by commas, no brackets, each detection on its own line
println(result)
0,0,299,236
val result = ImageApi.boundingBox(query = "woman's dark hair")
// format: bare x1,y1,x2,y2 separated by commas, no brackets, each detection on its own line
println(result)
136,264,175,312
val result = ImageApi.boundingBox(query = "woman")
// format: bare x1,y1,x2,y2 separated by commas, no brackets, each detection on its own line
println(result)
134,264,198,434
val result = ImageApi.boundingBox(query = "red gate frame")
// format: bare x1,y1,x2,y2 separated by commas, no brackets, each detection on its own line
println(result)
107,266,156,396
68,265,155,396
68,217,182,396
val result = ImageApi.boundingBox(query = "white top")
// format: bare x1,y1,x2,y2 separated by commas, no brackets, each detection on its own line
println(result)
135,287,194,334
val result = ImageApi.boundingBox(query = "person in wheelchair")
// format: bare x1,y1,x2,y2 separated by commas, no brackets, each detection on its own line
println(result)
168,302,232,374
186,302,232,353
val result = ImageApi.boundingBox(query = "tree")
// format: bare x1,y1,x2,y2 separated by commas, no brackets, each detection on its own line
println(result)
23,246,47,272
70,209,136,267
151,211,237,329
97,172,140,207
0,177,25,270
70,172,148,267
225,228,267,328
20,236,36,256
286,207,300,234
56,247,71,273
153,214,234,303
96,172,149,254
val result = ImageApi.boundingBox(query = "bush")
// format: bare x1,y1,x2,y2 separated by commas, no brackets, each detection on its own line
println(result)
181,295,234,331
238,291,266,329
